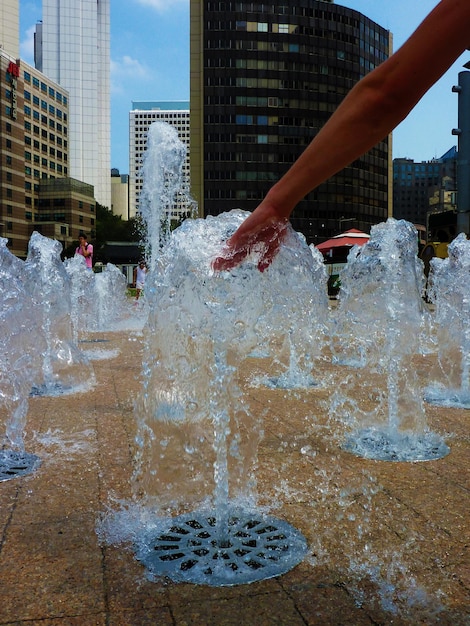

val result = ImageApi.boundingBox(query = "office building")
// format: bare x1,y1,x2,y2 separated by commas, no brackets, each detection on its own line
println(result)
35,0,111,209
190,0,392,243
0,51,96,258
393,147,458,235
0,0,19,59
111,168,129,220
129,101,191,219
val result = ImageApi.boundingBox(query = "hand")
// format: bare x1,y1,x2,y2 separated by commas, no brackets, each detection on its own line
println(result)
212,201,289,273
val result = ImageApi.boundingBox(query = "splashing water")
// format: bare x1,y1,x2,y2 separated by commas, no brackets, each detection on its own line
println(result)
129,210,311,584
330,219,449,461
95,123,307,585
0,238,43,479
0,238,43,451
134,211,318,510
65,257,133,334
25,231,95,396
424,233,470,408
139,121,192,269
258,244,328,389
64,254,96,340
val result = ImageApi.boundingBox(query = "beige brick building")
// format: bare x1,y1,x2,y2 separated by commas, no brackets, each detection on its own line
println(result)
0,51,96,258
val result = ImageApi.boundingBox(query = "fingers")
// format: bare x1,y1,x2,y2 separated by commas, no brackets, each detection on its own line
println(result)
213,222,287,273
257,223,287,272
212,244,249,272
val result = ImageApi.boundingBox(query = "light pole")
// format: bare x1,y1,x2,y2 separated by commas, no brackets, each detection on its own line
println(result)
452,69,470,235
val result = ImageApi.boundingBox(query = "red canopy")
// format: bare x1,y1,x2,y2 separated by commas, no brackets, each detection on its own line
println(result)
316,228,370,253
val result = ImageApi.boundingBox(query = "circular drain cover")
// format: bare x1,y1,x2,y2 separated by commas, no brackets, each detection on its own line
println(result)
343,427,450,462
0,449,41,481
137,509,307,586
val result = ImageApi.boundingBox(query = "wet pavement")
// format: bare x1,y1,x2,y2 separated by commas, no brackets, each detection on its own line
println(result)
0,320,468,625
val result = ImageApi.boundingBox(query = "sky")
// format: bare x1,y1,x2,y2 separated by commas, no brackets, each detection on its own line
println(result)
18,0,469,174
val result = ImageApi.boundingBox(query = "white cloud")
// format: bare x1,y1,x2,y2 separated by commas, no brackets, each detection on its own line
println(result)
134,0,187,12
111,55,150,95
20,25,36,64
119,55,148,77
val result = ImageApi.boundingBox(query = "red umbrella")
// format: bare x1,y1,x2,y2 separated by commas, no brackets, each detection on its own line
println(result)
316,228,370,254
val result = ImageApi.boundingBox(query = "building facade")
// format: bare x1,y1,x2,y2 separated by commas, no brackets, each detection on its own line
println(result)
0,52,92,257
34,177,96,251
393,147,458,237
190,0,392,243
0,0,19,59
35,0,111,209
129,101,191,219
111,168,129,220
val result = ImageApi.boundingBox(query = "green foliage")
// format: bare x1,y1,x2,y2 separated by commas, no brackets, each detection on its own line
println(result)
95,203,140,245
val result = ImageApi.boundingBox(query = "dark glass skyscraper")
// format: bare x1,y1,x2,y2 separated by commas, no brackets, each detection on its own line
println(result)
190,0,392,243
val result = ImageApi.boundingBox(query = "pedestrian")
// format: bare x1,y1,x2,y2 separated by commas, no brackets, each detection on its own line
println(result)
133,259,147,301
75,233,93,270
213,0,470,273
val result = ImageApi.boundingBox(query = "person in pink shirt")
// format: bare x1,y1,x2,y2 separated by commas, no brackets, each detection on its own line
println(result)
75,233,93,269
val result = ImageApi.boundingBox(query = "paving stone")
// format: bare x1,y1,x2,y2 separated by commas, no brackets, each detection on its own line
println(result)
0,323,468,625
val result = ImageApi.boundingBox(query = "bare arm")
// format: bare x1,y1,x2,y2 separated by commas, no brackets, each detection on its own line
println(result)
213,0,470,271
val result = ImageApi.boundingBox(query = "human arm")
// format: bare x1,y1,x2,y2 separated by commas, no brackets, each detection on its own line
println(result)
79,243,92,258
213,0,470,271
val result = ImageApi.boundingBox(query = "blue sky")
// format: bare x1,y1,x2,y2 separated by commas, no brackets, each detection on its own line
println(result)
19,1,468,174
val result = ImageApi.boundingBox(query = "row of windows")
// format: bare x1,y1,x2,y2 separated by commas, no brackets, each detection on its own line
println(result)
215,3,358,27
24,118,66,135
133,112,189,119
206,95,320,107
23,161,65,175
25,129,66,147
207,75,345,92
210,34,386,58
23,91,67,119
25,147,66,160
24,104,67,122
23,71,67,105
394,164,442,174
209,39,387,65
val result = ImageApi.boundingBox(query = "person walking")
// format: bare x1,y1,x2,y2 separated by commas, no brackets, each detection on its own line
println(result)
133,260,147,301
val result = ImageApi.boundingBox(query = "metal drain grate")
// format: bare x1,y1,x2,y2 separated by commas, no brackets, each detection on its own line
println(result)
137,510,307,586
343,428,450,462
79,338,110,343
0,449,41,481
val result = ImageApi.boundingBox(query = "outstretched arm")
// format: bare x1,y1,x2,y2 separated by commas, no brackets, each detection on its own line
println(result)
213,0,470,272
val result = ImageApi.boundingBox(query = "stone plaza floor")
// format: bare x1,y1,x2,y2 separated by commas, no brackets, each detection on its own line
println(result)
0,315,469,625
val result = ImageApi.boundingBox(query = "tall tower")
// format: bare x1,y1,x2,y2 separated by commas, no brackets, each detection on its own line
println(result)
0,0,19,58
35,0,111,209
190,0,392,243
